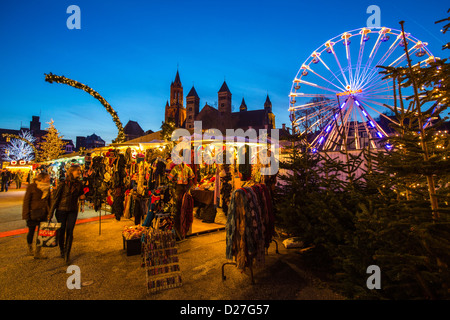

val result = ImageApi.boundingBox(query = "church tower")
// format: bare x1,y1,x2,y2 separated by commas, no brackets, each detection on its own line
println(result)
186,86,200,130
165,70,186,127
264,94,275,129
239,98,247,112
218,81,232,114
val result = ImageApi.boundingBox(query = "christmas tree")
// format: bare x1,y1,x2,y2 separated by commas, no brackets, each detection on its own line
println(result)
1,130,36,161
274,12,450,299
39,119,67,161
338,17,450,299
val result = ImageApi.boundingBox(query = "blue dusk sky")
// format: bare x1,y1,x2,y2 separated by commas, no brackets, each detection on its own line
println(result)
0,0,448,143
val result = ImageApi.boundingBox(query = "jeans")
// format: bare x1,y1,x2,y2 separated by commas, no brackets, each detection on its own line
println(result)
55,210,78,256
1,180,8,192
26,221,40,244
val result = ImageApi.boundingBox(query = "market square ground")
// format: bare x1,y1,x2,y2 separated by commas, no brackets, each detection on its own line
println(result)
0,215,344,300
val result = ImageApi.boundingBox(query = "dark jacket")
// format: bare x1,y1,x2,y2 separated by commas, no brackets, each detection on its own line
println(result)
50,179,84,215
22,183,51,221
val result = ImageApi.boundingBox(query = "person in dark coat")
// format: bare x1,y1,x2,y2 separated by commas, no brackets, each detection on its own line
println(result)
22,172,52,259
48,164,85,264
15,171,23,189
0,169,4,192
1,169,11,192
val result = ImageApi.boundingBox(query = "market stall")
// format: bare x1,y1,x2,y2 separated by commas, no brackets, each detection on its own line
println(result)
32,133,279,292
1,160,33,189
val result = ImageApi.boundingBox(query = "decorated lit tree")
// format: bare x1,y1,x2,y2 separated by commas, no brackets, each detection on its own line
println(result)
338,17,450,299
161,118,176,142
275,12,450,300
160,118,177,155
1,130,37,162
39,120,67,161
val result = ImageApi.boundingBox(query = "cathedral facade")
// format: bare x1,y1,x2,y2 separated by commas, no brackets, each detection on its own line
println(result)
164,71,275,134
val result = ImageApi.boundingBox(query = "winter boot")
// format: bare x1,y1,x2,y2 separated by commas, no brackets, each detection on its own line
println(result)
34,246,48,259
64,236,73,265
27,244,33,256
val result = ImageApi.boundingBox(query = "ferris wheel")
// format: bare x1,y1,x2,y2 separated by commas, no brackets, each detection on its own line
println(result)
289,27,437,152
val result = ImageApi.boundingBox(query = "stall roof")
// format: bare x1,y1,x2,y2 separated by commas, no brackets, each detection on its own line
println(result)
124,131,163,143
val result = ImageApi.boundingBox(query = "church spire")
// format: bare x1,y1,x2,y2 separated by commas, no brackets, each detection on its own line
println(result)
264,94,272,112
240,97,247,112
174,69,181,85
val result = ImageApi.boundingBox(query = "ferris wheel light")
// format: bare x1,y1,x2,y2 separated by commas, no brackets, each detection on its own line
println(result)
376,132,383,138
360,28,371,43
354,100,360,106
360,28,371,34
318,136,325,144
325,41,335,53
362,110,368,117
342,32,351,39
342,32,351,46
326,125,332,132
369,121,375,128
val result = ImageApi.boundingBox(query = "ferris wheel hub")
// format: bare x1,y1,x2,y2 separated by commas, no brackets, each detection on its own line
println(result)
337,88,362,97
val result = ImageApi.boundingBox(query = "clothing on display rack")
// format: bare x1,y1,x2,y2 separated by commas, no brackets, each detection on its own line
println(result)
168,163,194,237
180,191,194,238
226,183,275,270
142,186,170,227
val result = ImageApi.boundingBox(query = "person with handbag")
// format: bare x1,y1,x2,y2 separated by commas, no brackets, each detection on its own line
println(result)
48,164,86,264
22,172,52,259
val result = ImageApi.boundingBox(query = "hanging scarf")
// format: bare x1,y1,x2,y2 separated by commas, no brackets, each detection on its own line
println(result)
36,181,50,199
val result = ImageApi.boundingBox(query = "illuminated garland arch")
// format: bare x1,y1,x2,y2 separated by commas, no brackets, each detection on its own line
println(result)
2,133,39,162
44,73,126,143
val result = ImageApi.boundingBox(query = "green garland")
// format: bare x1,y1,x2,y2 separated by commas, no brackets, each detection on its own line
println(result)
2,133,39,162
44,73,125,143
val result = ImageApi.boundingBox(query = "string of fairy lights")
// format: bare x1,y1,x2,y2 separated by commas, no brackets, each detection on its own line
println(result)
44,73,126,143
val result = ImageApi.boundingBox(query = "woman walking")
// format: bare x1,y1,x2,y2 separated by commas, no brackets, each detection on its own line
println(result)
22,172,52,259
49,165,85,264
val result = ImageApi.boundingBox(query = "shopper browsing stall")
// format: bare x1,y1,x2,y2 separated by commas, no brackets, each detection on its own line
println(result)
22,172,52,259
48,164,86,264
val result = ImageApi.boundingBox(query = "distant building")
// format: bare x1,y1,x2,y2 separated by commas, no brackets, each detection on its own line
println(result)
124,120,146,141
164,71,276,134
64,140,75,153
76,133,106,151
0,116,46,155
